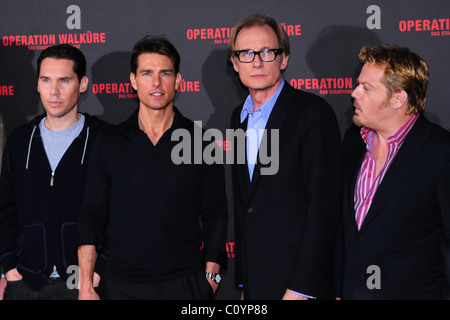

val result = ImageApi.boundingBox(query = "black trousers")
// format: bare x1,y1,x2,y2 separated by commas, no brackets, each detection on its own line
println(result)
4,277,78,300
97,271,214,300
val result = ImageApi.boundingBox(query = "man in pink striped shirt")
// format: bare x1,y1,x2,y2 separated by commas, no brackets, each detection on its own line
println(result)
337,44,450,299
354,113,418,230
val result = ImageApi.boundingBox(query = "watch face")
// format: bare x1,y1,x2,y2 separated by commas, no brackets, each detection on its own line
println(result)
215,274,221,283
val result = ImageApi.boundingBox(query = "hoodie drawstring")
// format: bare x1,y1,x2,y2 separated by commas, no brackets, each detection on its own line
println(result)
81,127,90,165
25,124,91,186
25,125,37,170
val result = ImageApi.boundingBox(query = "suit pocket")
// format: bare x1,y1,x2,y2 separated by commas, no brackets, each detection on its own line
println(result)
17,224,47,272
61,222,78,267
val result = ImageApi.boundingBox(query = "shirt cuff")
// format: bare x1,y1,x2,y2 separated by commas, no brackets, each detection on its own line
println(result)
239,285,316,299
289,289,316,299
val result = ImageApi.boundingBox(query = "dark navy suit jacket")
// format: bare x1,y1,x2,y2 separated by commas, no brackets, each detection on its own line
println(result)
231,82,342,299
338,114,450,299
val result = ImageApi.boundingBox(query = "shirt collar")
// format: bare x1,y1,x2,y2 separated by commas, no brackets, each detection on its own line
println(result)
122,106,183,132
240,79,285,123
360,113,419,151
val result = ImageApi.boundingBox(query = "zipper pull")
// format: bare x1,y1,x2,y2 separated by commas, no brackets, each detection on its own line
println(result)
50,171,55,186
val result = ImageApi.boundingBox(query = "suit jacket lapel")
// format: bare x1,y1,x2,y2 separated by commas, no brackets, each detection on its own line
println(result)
236,114,251,186
359,115,430,231
347,136,366,231
248,84,289,194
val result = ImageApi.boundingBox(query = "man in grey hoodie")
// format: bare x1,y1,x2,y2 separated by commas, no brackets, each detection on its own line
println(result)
0,44,109,300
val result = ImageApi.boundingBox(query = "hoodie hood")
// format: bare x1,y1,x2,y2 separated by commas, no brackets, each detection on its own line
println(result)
25,112,102,170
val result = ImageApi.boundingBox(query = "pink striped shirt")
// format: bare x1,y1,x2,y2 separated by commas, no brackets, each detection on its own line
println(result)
354,114,419,229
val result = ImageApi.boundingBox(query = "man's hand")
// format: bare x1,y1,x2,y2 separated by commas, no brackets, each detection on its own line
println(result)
5,268,22,281
93,272,101,288
78,272,101,300
78,286,100,300
282,289,309,300
206,277,219,293
0,277,6,300
205,261,220,294
2,269,23,300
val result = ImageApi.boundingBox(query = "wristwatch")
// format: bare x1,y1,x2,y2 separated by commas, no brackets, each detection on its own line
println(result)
205,272,221,284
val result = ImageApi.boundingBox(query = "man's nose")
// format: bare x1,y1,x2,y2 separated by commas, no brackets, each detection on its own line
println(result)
152,75,162,87
252,53,264,67
351,85,361,99
50,83,60,95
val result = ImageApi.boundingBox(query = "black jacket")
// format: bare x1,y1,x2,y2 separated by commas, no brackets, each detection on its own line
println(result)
231,83,342,299
337,115,450,299
0,113,109,290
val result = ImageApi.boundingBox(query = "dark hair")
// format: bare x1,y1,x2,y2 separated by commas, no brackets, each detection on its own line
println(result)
36,44,86,82
130,35,180,75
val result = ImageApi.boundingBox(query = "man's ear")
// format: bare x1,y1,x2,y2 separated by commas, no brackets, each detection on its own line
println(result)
231,56,240,73
280,54,289,71
394,90,408,110
130,72,137,91
175,72,181,91
79,76,89,93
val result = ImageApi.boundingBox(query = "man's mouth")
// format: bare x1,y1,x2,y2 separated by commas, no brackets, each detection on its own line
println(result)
49,101,62,106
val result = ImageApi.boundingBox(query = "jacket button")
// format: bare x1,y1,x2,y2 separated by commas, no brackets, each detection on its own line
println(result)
247,208,255,214
355,236,363,243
